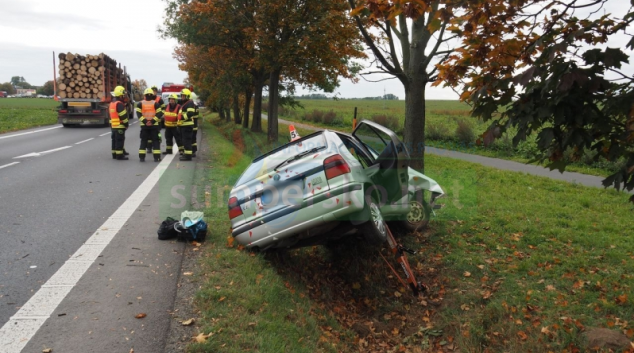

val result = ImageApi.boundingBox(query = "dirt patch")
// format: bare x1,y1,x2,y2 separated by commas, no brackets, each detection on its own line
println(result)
266,231,448,352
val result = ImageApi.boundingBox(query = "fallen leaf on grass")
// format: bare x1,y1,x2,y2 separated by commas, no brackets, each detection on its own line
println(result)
193,333,211,343
218,297,226,302
546,285,556,291
191,241,201,247
135,313,146,319
394,291,402,298
352,282,361,290
464,271,471,277
517,331,528,340
226,236,234,247
182,318,195,326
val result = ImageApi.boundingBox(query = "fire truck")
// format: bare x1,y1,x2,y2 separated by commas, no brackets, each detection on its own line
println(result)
160,83,193,101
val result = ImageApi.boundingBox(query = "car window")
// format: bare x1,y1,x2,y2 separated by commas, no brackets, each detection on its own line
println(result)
235,133,327,186
353,123,391,160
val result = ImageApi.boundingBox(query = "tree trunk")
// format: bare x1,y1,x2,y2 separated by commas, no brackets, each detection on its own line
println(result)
233,94,241,125
404,21,428,172
242,88,252,129
218,107,225,121
267,69,281,142
225,108,231,122
251,80,263,133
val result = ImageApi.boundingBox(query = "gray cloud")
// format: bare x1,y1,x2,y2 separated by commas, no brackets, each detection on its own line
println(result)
1,2,108,31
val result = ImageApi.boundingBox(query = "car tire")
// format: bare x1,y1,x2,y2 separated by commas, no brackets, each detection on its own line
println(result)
362,201,388,245
400,191,431,231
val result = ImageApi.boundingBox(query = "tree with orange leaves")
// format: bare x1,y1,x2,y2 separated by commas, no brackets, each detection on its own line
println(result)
348,0,464,171
435,0,634,196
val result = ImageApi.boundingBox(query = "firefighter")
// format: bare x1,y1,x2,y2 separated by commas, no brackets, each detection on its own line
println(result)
109,86,130,160
178,88,197,161
136,88,163,162
162,93,182,154
146,86,165,152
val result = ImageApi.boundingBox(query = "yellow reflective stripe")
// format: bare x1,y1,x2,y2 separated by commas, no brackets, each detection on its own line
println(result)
118,110,126,116
186,108,195,112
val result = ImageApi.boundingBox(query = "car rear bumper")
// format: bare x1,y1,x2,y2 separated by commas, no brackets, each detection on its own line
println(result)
234,183,365,249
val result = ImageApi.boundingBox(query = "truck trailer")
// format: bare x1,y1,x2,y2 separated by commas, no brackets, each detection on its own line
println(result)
53,52,133,127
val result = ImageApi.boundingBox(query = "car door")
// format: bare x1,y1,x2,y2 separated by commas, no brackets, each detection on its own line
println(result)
352,120,409,205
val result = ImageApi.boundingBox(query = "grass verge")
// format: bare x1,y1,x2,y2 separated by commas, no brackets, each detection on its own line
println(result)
0,98,59,133
192,114,634,353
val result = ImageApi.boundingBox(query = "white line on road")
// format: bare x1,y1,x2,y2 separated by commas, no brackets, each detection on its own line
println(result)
0,162,20,170
0,126,63,140
99,132,111,136
75,138,94,145
39,146,72,154
0,151,177,353
14,146,73,159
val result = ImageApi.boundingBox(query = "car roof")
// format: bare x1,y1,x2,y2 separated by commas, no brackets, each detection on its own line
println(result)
252,130,329,163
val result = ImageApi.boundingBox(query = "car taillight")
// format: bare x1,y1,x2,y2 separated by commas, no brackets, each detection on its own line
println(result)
228,196,243,220
59,109,68,113
324,154,350,180
92,110,101,113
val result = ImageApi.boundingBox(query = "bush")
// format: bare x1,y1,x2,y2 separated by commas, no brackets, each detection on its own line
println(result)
455,119,476,146
322,110,344,126
370,114,400,132
310,109,324,123
425,123,451,141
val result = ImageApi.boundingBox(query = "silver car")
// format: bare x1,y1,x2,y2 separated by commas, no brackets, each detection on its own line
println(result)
228,120,444,250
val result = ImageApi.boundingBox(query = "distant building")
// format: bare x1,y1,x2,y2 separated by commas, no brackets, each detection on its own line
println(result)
16,88,36,96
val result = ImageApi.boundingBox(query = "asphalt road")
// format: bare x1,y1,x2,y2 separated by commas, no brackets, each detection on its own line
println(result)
0,121,201,352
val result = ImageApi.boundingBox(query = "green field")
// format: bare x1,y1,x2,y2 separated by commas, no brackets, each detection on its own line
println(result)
275,99,622,178
190,114,634,353
0,98,59,133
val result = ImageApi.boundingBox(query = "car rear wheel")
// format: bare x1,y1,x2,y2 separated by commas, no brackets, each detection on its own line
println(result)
401,198,431,232
362,201,388,245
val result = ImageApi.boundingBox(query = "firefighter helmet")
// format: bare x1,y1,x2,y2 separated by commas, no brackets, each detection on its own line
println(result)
180,88,191,98
144,88,154,96
169,93,178,100
113,86,126,97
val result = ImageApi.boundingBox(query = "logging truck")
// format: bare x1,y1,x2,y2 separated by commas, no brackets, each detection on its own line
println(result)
53,52,133,127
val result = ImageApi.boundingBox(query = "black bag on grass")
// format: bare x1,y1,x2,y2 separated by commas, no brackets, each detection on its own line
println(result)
157,217,180,240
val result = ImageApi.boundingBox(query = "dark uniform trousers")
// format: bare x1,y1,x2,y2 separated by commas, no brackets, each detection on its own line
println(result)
164,127,181,152
111,128,126,158
139,127,160,160
180,126,194,156
192,118,198,154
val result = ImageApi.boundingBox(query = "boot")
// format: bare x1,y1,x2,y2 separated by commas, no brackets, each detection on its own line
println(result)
179,155,192,161
112,153,117,159
162,150,171,155
123,150,130,156
139,155,145,162
154,155,161,162
192,153,196,158
117,154,129,160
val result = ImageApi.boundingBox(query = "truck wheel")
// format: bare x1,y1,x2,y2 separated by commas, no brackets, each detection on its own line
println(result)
62,124,72,128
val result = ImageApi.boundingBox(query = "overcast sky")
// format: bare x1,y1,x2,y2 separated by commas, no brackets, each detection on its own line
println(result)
0,0,630,100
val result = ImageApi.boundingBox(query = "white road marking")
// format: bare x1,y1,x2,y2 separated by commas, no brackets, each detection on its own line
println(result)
99,132,111,136
14,146,73,159
0,162,20,170
39,146,72,154
0,126,63,140
13,153,40,159
75,138,94,145
0,151,177,352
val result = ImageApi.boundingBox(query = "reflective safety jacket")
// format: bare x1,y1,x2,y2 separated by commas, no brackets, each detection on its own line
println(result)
136,100,163,128
109,100,129,129
163,103,180,128
178,99,197,127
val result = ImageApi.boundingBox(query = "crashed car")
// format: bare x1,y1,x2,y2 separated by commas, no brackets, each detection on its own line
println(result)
228,120,444,251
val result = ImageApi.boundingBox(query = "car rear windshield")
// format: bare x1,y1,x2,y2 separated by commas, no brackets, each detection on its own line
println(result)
235,133,327,187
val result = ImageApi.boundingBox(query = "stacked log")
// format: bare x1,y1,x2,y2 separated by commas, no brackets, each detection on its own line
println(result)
57,52,125,99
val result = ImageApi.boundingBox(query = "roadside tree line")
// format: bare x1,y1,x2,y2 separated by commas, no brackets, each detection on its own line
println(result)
163,0,634,195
